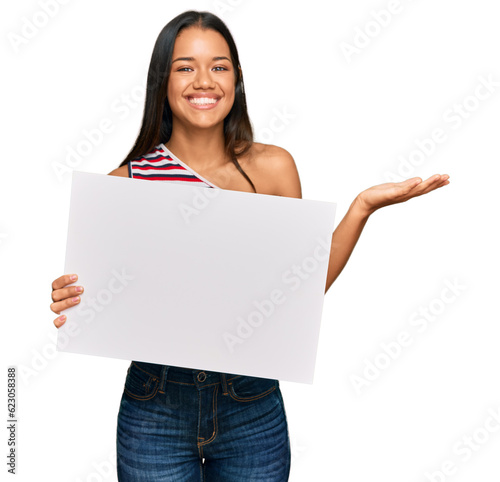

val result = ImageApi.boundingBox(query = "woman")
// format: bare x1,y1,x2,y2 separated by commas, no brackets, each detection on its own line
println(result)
50,10,449,481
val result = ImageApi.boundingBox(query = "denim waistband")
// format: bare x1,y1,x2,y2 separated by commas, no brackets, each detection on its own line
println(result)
130,360,242,394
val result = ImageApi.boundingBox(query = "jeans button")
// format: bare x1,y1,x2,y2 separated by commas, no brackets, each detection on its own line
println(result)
197,371,206,382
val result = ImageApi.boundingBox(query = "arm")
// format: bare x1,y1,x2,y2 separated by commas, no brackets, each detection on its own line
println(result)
324,196,369,294
323,175,450,294
268,148,450,295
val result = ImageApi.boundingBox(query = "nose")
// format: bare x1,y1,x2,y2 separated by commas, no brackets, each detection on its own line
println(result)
193,68,215,89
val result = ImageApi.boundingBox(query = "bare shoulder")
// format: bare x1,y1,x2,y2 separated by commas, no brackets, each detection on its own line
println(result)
246,142,302,198
107,165,129,177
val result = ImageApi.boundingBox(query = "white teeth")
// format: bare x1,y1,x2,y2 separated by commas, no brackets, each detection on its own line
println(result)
188,97,218,105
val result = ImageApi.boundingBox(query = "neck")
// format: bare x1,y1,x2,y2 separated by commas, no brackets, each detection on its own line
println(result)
165,122,229,170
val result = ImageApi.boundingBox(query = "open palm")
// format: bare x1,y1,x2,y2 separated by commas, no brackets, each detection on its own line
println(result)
357,174,450,216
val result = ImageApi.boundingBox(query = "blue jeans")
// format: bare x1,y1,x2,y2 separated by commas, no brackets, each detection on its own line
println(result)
116,361,291,481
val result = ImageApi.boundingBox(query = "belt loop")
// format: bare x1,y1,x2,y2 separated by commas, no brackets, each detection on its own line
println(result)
159,365,169,392
221,373,228,396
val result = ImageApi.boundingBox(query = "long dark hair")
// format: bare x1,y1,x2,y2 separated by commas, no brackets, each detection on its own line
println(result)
118,10,256,192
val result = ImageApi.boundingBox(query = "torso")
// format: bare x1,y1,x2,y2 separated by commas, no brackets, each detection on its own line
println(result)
110,142,288,196
187,142,279,194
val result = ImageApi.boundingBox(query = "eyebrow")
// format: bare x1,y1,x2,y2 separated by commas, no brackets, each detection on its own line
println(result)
172,56,232,63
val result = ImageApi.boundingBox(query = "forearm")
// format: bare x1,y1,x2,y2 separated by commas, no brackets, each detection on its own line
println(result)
324,196,371,294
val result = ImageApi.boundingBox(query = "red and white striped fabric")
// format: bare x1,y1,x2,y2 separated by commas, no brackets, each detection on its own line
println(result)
128,143,220,189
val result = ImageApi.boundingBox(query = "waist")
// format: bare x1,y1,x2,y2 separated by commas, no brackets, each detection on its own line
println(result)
131,360,241,385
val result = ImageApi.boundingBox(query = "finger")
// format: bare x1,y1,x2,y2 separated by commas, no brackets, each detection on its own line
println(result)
395,177,423,197
421,174,445,186
54,314,67,329
52,273,78,292
411,176,450,197
419,174,450,191
51,284,84,303
422,179,450,193
408,174,446,195
433,176,450,188
50,295,81,315
427,174,449,183
400,177,422,189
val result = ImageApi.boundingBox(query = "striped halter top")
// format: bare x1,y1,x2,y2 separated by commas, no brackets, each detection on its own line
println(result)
128,143,221,190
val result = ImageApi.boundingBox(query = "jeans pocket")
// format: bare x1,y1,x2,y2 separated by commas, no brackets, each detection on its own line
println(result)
228,375,277,402
123,361,161,401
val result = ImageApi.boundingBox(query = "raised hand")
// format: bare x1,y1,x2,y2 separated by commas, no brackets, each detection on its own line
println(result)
356,174,450,216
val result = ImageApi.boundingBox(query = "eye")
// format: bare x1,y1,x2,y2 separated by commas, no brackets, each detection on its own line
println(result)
213,66,228,71
176,67,193,72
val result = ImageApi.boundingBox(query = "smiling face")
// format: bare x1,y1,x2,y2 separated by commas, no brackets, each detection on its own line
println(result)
167,26,236,133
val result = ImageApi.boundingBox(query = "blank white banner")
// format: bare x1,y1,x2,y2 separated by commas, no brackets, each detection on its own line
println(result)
57,171,336,383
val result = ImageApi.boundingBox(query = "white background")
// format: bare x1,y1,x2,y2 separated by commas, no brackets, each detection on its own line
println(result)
1,0,499,480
